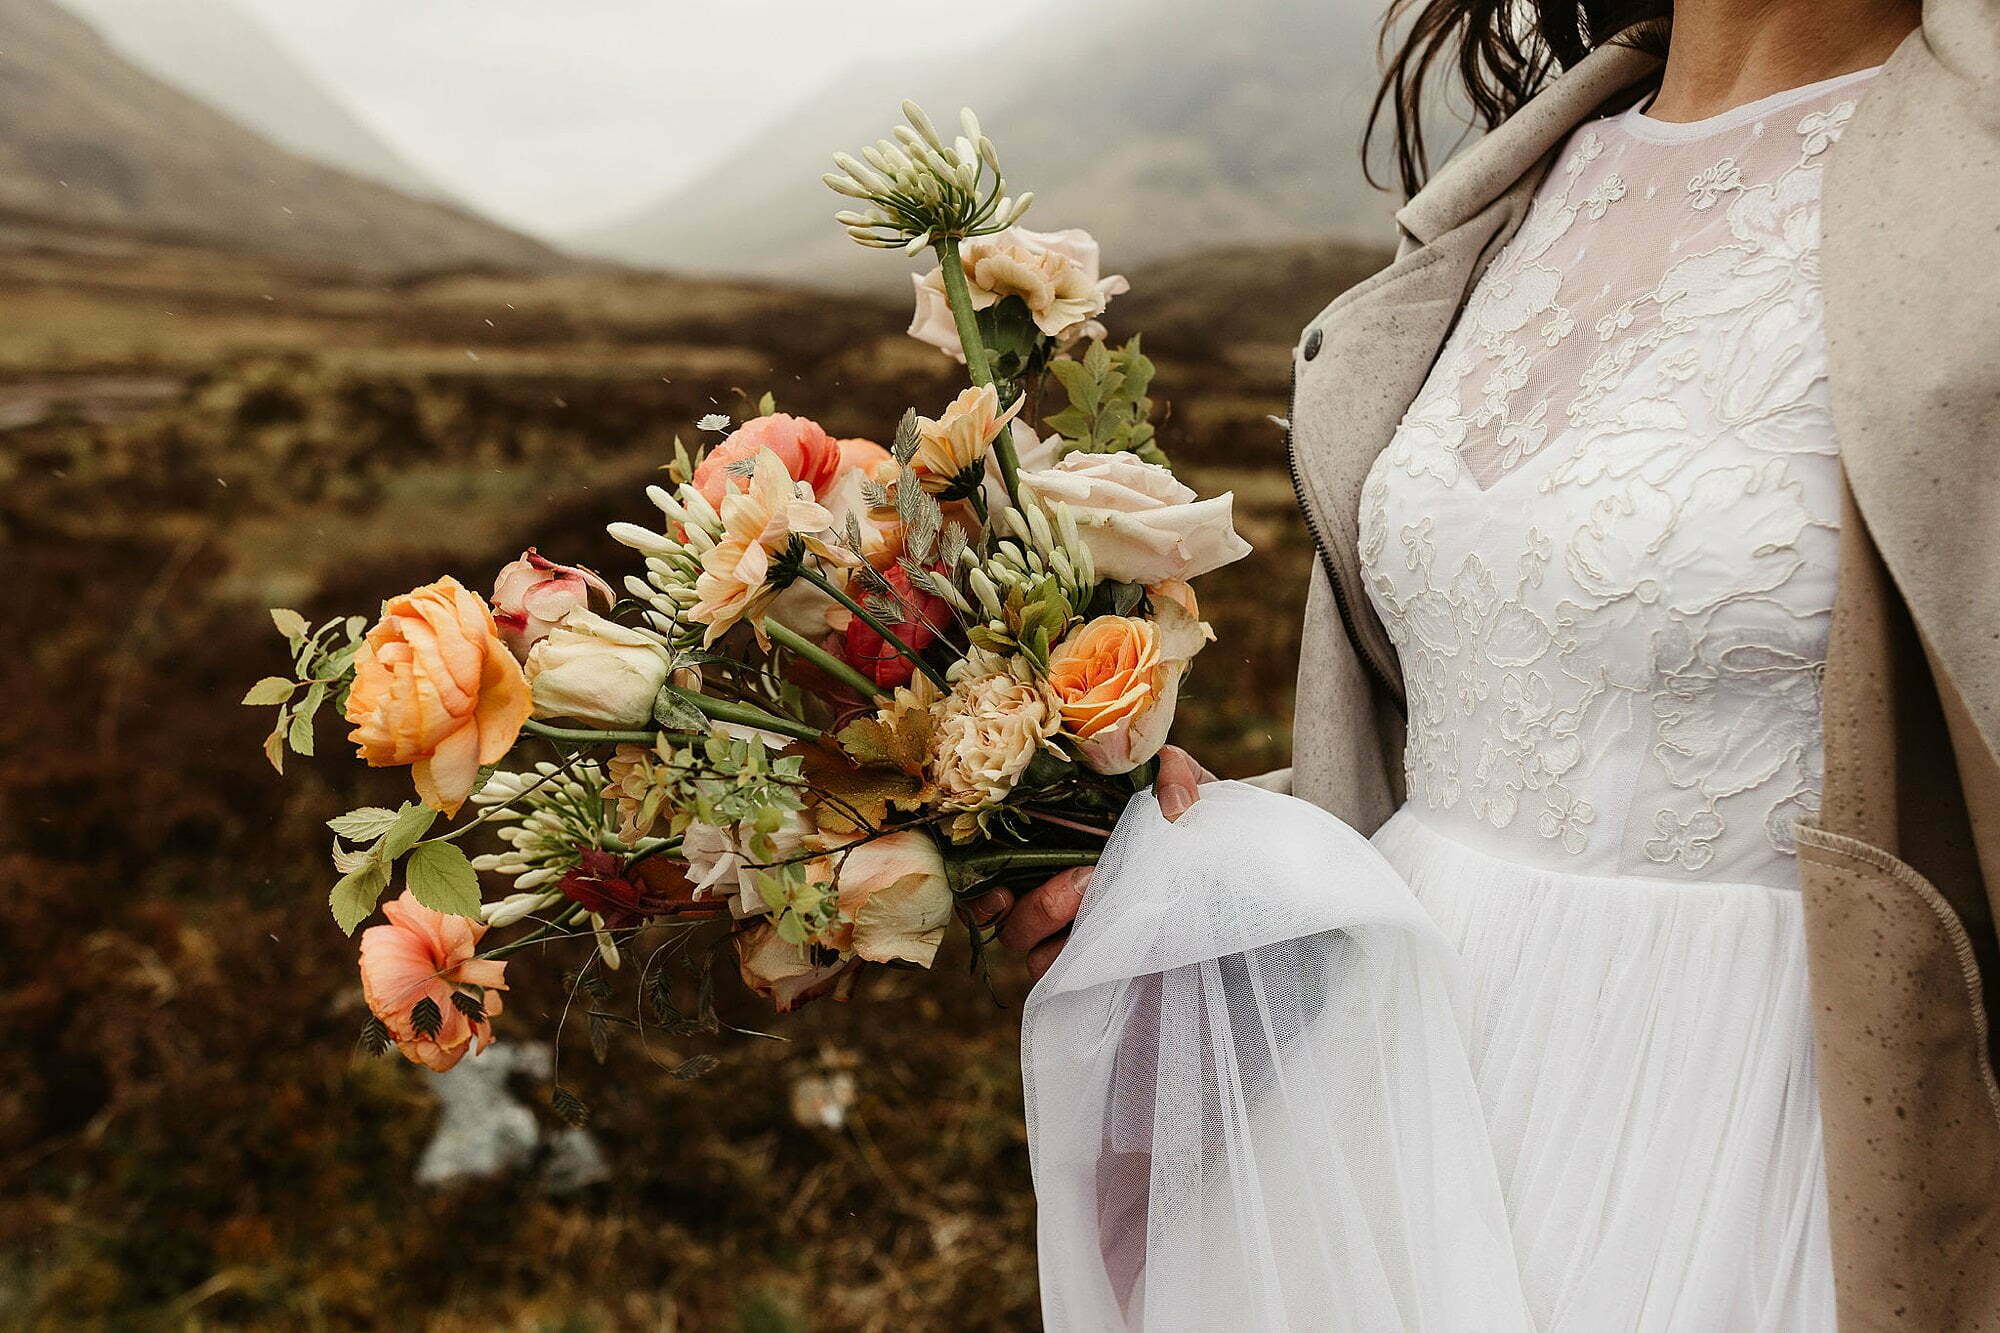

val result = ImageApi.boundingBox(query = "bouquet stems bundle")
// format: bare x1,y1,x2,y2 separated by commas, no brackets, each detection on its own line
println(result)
248,102,1250,1081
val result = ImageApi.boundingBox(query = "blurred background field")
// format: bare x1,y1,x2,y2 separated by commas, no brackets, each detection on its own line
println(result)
0,0,1400,1327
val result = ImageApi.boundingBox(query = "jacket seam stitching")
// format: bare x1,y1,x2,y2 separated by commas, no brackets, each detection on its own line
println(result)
1796,825,2000,1130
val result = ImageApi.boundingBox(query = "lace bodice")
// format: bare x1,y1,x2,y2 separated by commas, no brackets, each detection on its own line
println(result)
1359,69,1876,888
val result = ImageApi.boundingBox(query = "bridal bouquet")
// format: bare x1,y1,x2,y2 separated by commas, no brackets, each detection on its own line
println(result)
247,103,1250,1084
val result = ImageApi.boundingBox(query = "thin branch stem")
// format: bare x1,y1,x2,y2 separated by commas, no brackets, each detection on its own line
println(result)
799,567,948,689
761,617,884,699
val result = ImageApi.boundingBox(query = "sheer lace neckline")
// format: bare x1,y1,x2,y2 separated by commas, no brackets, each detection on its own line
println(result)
1623,64,1881,143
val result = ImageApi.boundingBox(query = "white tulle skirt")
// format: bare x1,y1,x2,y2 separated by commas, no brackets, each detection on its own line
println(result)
1022,785,1834,1331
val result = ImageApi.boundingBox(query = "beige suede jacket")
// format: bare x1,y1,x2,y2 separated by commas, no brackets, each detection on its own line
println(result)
1266,9,2000,1327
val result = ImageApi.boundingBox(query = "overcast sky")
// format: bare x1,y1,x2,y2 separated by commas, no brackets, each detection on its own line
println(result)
214,0,1062,235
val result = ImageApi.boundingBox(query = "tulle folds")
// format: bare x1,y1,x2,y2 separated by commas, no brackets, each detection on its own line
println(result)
1021,782,1528,1332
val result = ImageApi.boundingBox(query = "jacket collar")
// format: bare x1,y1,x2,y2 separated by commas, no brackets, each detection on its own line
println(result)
1394,25,1665,246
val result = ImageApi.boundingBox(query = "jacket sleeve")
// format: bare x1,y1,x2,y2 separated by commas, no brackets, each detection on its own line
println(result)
1242,562,1401,830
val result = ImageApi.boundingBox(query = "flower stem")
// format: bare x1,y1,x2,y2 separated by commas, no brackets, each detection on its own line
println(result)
800,566,949,690
522,719,656,745
761,617,884,699
677,691,823,741
952,847,1102,879
935,235,1023,509
935,236,993,389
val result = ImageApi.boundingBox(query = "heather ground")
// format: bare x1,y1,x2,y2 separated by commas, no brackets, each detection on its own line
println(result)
0,229,1385,1330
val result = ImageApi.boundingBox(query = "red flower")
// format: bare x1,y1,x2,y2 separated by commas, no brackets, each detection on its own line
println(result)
557,850,710,928
840,562,952,688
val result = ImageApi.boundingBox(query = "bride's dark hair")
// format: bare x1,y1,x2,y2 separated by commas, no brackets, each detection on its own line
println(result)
1367,0,1672,198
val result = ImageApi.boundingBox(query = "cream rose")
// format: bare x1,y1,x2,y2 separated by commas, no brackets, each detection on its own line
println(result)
681,805,817,917
523,609,674,728
1045,593,1212,774
932,655,1060,819
735,922,856,1013
909,226,1130,360
1019,450,1252,585
818,830,952,967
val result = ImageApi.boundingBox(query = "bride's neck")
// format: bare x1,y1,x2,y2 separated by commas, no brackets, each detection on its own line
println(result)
1646,0,1920,123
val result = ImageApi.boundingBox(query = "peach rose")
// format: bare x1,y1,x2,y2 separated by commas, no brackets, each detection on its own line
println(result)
909,226,1130,360
817,830,953,967
358,891,508,1072
490,548,614,660
1045,594,1212,775
346,576,532,815
735,921,858,1012
1018,450,1252,585
694,414,845,508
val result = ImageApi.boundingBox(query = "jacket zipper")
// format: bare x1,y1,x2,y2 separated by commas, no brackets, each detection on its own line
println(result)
1282,357,1403,708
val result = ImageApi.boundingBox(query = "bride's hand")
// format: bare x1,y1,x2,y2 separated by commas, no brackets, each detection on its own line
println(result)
978,746,1213,980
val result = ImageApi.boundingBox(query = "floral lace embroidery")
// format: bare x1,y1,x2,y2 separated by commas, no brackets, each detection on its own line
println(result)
1356,79,1865,888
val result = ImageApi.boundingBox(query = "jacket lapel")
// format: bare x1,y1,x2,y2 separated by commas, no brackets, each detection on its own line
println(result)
1822,16,2000,765
1287,37,1664,696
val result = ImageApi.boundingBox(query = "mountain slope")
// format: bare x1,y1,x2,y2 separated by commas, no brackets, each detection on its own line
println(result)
0,0,557,274
53,0,450,202
577,0,1403,288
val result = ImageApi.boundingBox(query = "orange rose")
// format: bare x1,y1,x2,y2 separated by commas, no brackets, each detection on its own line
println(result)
1045,596,1211,775
694,413,845,508
345,576,532,815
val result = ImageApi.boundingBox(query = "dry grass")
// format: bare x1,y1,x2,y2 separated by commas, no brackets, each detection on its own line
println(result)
0,230,1383,1329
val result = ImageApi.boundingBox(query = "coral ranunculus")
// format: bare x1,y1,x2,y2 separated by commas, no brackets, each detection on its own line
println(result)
346,576,532,816
1045,595,1212,775
358,891,508,1072
694,413,845,508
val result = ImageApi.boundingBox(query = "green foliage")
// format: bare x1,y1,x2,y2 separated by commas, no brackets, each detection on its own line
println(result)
1044,336,1170,468
974,294,1049,386
247,610,368,773
405,842,481,918
324,801,455,933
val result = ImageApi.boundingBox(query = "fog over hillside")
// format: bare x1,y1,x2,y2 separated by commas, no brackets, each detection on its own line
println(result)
578,0,1410,287
54,0,452,203
0,0,558,273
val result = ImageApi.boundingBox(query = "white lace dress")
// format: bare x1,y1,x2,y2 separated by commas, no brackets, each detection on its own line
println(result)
1360,68,1879,1327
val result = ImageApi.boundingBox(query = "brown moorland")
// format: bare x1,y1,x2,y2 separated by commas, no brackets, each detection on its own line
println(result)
0,221,1387,1330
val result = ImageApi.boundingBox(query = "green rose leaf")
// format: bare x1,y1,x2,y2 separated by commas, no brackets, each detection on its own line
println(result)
406,842,483,920
327,807,403,842
242,677,296,706
269,608,309,643
379,802,438,861
331,859,392,935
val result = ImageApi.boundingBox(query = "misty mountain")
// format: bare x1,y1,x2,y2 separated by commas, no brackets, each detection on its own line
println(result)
0,0,558,274
576,0,1410,288
54,0,451,203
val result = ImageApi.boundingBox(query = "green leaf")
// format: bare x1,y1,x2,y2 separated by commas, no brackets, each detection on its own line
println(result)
406,842,482,919
242,677,296,706
286,701,317,757
653,686,706,732
379,803,438,861
331,859,391,934
270,608,309,643
327,807,402,842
